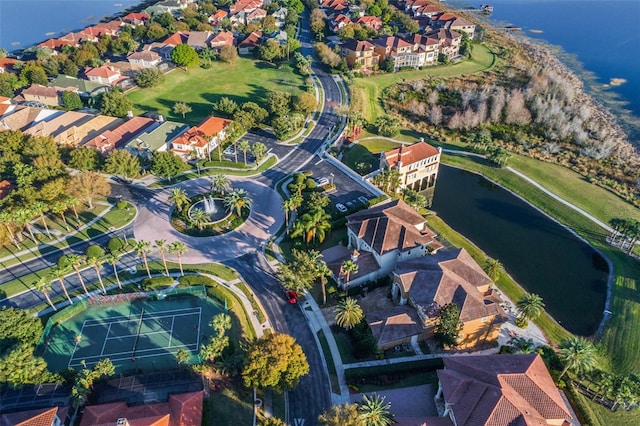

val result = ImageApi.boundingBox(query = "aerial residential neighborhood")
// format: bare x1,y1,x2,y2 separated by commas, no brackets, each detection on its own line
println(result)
0,0,639,425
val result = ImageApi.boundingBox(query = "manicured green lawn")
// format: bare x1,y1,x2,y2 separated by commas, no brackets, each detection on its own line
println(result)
127,59,306,125
354,44,495,121
342,139,402,172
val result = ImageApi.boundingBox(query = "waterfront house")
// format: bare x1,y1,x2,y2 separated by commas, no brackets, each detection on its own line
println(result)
122,12,151,27
0,57,19,74
372,35,426,71
433,354,574,425
322,199,443,289
84,65,122,86
425,28,462,60
84,117,157,155
170,116,232,160
340,39,378,70
433,12,475,39
379,140,441,198
126,120,189,161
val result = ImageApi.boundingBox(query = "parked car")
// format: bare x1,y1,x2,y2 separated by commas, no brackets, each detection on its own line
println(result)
358,196,369,204
335,203,347,212
315,177,329,186
285,289,298,304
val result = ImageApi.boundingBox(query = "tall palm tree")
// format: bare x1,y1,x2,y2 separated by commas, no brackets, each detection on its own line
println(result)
516,293,545,321
508,336,535,354
223,188,252,217
106,253,122,289
66,254,90,297
316,260,332,306
50,266,73,305
484,258,503,281
0,210,20,249
169,241,188,276
357,393,393,426
134,240,152,278
282,198,295,228
189,208,210,231
66,195,80,221
334,297,363,330
16,207,37,243
237,140,251,165
558,336,598,379
292,209,331,244
87,256,107,294
154,239,170,276
32,201,51,238
169,188,190,212
341,259,358,290
210,174,230,196
34,276,57,311
51,201,70,231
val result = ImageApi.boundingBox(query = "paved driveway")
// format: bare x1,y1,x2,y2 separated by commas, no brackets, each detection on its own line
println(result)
351,384,438,418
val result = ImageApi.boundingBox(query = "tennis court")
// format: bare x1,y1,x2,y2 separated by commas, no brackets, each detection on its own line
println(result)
41,292,223,373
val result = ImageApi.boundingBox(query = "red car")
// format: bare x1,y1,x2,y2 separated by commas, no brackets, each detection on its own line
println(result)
285,290,298,304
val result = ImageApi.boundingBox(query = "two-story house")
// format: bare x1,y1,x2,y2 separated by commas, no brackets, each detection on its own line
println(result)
209,31,236,52
84,65,122,86
372,35,425,71
84,116,157,155
379,140,441,204
340,38,378,70
127,50,163,69
433,13,475,40
389,248,507,350
322,199,443,290
126,120,189,161
170,116,232,160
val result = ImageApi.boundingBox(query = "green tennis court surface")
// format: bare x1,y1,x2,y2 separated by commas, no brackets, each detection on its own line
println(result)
41,295,222,374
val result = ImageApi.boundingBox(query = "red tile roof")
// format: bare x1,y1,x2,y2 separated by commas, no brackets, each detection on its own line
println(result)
210,31,235,47
123,12,151,22
84,117,155,154
211,10,228,20
347,199,442,255
37,38,76,50
21,84,58,99
383,141,440,168
438,354,573,425
172,116,231,152
163,31,190,46
85,65,120,79
0,57,19,72
0,407,60,426
80,391,203,426
238,31,263,49
0,180,13,200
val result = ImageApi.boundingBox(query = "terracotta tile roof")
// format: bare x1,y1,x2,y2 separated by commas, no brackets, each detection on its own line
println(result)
0,407,59,426
210,10,228,20
341,38,375,52
405,0,430,8
238,31,263,48
394,248,506,323
128,50,162,62
210,31,235,47
438,354,573,425
231,0,264,14
163,31,190,46
0,180,13,200
347,199,442,256
333,14,351,25
85,65,120,79
247,8,267,20
37,38,76,50
383,141,440,167
123,12,151,22
171,116,231,153
0,57,19,72
81,25,111,38
355,15,382,28
415,4,443,14
197,116,231,136
55,115,123,147
21,84,58,99
367,305,423,347
373,35,413,50
84,116,156,154
94,19,124,32
80,391,203,426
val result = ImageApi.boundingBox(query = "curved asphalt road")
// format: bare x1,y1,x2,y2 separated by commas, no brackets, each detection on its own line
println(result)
1,11,342,424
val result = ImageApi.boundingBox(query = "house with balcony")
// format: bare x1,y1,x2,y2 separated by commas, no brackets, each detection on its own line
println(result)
340,38,378,70
322,199,443,290
405,33,440,65
84,116,157,155
209,31,236,52
372,35,425,71
385,248,507,350
425,28,461,60
170,116,232,160
84,65,122,86
433,12,476,39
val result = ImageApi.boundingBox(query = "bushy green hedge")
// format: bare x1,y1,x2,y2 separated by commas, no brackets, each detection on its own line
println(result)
107,237,126,253
178,275,235,308
141,276,174,289
367,195,388,207
344,357,444,383
85,244,104,258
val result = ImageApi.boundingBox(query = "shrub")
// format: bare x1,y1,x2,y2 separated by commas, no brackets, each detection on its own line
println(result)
141,276,174,289
85,244,104,258
107,237,126,253
515,316,528,328
178,274,235,308
57,254,72,268
305,178,316,190
116,200,127,209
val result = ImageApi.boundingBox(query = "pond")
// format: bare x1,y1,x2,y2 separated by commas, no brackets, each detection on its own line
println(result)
431,165,608,336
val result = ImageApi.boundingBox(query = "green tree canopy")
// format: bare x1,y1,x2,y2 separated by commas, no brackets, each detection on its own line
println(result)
62,91,83,111
559,336,598,378
0,307,43,351
134,67,164,88
335,297,364,330
434,303,463,348
318,403,364,426
266,91,291,117
242,332,309,392
103,149,141,179
293,91,317,116
100,88,133,118
278,248,321,292
69,147,103,171
171,44,199,68
150,151,188,181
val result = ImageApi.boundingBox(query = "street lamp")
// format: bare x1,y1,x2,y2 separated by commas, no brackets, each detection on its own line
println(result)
330,173,334,185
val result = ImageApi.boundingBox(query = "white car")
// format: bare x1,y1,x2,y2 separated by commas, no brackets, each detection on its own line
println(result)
315,177,329,186
336,203,347,212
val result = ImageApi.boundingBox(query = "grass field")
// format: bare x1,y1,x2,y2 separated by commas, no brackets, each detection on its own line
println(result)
127,59,306,125
354,44,495,122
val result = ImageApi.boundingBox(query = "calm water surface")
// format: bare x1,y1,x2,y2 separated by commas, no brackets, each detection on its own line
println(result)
432,165,608,336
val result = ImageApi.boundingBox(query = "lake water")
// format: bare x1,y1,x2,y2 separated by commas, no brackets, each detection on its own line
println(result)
431,165,608,336
0,0,140,51
450,0,640,142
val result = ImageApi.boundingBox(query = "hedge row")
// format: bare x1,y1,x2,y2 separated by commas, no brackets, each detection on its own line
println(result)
344,357,444,383
178,275,235,309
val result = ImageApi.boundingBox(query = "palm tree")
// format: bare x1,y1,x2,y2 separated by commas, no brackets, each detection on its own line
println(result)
341,259,359,290
66,195,81,221
169,188,190,212
357,393,393,426
154,239,170,276
67,254,90,297
87,256,107,293
223,188,252,217
34,276,57,311
210,174,231,195
282,198,295,228
402,188,426,211
169,241,188,276
106,253,122,289
558,336,598,379
484,258,503,281
508,336,535,354
189,208,210,231
237,140,251,165
134,240,152,278
50,266,73,305
51,201,70,231
15,207,37,243
292,209,331,244
316,260,332,305
334,297,363,330
0,210,20,249
32,201,51,238
516,293,545,321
